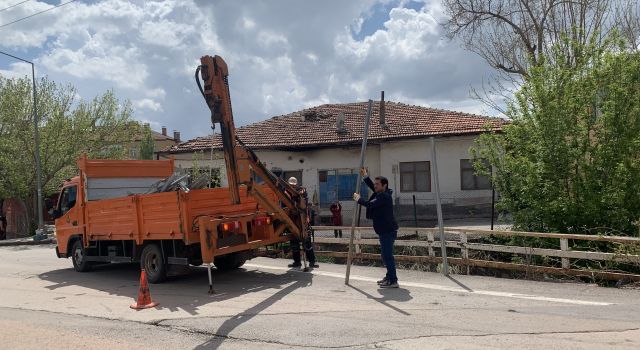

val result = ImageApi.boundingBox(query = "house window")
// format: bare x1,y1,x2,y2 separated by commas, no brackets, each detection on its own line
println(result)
460,159,491,190
400,161,430,192
318,169,368,206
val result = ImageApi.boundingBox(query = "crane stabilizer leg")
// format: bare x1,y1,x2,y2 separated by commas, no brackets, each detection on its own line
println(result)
207,262,215,294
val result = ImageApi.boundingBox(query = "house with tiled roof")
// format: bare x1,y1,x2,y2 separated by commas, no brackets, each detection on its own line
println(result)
157,99,506,225
128,125,181,160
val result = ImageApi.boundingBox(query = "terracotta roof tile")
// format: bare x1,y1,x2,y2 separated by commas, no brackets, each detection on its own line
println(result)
161,101,506,153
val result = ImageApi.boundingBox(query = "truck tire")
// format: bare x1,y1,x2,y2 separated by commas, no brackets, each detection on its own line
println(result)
214,253,247,271
140,244,167,284
71,239,91,272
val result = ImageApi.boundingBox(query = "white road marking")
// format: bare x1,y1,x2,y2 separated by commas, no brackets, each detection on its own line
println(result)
244,263,613,306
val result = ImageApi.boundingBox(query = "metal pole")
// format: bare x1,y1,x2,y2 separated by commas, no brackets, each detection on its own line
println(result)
31,63,44,233
0,50,44,234
413,194,418,235
430,137,449,275
490,167,495,231
345,100,373,285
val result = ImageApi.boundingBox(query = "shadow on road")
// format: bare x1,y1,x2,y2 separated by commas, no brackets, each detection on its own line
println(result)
347,285,412,316
194,271,312,350
37,261,314,316
446,275,474,292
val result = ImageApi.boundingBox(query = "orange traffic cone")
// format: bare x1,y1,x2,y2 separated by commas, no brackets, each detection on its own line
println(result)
130,269,159,310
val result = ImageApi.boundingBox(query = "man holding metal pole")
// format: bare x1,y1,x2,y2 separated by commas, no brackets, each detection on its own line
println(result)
353,169,399,288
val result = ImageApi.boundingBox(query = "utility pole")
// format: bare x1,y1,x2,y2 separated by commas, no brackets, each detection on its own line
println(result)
345,99,373,285
0,50,45,237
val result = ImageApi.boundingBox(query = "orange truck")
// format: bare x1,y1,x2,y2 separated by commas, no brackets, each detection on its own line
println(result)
51,55,312,286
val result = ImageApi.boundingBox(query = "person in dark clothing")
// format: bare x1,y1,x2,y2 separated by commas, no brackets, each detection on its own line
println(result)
0,215,7,241
287,177,319,269
329,201,343,238
353,168,399,288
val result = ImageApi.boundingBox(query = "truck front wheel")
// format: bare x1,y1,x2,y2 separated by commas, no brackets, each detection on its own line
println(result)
71,240,91,272
141,244,167,283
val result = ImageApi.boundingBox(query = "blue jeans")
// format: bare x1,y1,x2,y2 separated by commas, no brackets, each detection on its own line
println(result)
379,231,397,283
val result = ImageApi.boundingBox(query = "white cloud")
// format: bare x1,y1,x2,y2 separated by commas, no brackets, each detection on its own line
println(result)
0,62,33,80
40,45,149,90
146,88,166,99
139,19,196,48
241,16,256,30
0,0,500,140
134,98,163,112
335,7,441,62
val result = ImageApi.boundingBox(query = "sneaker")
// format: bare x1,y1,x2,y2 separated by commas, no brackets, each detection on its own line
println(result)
376,277,388,285
379,280,399,288
288,262,302,268
310,262,319,268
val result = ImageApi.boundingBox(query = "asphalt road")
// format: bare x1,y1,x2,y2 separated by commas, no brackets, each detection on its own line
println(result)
1,244,639,349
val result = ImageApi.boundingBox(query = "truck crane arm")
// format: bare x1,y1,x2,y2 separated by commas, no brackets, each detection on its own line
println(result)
196,55,309,239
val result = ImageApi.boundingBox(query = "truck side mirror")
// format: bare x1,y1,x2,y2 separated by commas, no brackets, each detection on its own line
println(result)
51,209,62,220
44,198,53,210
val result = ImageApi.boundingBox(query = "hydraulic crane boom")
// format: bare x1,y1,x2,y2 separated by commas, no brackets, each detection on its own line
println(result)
196,56,241,204
196,55,310,240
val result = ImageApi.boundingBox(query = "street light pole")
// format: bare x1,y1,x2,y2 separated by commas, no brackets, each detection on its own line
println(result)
0,50,45,234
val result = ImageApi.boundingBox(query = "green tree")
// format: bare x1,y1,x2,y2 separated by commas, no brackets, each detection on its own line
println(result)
473,35,640,235
0,76,138,232
189,151,222,188
139,124,155,160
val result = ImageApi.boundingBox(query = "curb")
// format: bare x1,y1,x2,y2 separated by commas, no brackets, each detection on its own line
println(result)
0,238,56,247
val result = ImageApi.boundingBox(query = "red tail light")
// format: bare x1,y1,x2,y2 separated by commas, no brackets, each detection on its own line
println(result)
221,221,241,231
254,216,271,226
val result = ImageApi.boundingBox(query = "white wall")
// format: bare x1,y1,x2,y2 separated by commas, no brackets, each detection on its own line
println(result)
160,134,491,210
254,145,381,201
380,135,492,205
159,145,380,203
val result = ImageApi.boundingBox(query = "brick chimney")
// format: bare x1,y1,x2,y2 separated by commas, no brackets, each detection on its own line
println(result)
173,130,181,143
380,91,386,126
161,126,167,136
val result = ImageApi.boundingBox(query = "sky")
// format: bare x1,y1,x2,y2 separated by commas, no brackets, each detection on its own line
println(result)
0,0,500,140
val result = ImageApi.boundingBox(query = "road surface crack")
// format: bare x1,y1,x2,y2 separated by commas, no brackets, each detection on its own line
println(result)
369,327,640,347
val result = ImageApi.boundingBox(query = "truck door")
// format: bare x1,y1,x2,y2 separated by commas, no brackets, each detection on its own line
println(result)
55,185,81,244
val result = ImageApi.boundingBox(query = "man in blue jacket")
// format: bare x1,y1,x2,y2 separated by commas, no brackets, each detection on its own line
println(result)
353,168,399,288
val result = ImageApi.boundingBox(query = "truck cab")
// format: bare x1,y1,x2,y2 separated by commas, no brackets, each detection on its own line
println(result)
51,177,81,259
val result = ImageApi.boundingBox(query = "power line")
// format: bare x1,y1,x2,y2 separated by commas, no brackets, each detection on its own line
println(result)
0,0,30,13
0,0,78,29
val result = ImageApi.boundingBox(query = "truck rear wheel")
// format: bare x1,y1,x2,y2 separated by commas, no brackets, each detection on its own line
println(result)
71,240,91,272
214,253,247,271
141,244,167,284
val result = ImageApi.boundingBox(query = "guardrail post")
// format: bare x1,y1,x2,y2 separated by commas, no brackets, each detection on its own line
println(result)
427,231,435,257
460,232,469,274
560,238,570,269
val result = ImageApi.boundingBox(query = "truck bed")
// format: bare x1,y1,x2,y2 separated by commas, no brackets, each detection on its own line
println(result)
84,187,275,245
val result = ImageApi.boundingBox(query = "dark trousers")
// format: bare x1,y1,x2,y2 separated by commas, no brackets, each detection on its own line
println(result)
291,234,316,264
379,231,397,283
334,229,342,238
